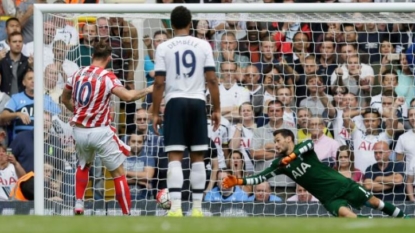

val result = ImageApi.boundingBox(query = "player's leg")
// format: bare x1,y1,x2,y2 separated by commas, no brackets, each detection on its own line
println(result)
324,199,357,218
347,183,407,218
164,98,187,215
98,127,132,215
189,99,209,216
72,128,94,215
338,207,358,218
365,196,406,218
108,164,131,215
189,151,206,216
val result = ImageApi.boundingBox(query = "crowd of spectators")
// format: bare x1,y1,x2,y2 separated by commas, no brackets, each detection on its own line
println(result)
0,0,415,208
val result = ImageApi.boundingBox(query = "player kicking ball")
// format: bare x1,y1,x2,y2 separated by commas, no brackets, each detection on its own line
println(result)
222,129,408,218
61,41,153,215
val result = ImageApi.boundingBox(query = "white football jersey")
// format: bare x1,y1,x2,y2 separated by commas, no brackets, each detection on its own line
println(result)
0,164,18,201
154,36,215,104
208,117,230,169
332,109,365,145
219,83,250,108
395,130,415,174
352,129,391,172
228,125,254,172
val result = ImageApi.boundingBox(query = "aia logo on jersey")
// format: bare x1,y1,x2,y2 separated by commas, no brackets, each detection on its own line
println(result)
0,176,17,186
240,138,251,148
213,137,221,145
357,141,375,151
339,128,350,139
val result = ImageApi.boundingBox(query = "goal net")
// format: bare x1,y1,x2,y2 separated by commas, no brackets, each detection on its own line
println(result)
30,3,415,216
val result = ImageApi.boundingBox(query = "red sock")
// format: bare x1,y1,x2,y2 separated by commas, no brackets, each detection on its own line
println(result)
75,166,90,200
114,176,131,215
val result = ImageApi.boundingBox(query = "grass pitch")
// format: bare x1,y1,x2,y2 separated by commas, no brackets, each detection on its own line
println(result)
1,216,414,233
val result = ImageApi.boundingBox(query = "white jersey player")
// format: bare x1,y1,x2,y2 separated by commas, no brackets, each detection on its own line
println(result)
152,6,221,217
61,40,153,216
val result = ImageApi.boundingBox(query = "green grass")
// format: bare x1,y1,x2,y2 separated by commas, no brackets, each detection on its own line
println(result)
0,216,414,233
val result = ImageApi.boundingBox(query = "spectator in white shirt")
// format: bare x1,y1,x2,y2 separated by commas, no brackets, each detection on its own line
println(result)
45,40,79,88
218,61,250,120
0,145,25,200
229,102,256,174
23,20,55,59
51,0,79,47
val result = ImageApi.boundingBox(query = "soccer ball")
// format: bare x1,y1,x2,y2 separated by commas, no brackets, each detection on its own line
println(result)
156,188,171,210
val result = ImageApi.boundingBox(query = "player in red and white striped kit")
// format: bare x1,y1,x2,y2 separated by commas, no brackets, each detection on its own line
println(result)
61,40,153,215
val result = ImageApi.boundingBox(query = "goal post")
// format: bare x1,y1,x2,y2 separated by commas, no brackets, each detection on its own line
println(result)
33,3,415,216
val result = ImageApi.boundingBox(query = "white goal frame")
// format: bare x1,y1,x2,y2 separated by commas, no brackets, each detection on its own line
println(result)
33,2,415,216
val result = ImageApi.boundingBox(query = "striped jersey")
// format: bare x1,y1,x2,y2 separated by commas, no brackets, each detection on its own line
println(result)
66,66,123,127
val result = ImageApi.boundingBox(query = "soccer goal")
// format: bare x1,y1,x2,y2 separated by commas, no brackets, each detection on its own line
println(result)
31,3,415,216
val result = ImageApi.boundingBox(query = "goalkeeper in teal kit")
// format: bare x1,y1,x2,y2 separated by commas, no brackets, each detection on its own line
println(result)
223,129,408,218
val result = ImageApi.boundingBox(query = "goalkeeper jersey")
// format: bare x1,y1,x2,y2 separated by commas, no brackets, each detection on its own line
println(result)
244,140,354,203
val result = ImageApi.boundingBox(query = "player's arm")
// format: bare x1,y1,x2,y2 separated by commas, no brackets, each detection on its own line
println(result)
406,175,415,202
61,87,74,112
206,70,220,112
112,85,153,102
223,159,282,188
205,43,221,131
152,44,167,121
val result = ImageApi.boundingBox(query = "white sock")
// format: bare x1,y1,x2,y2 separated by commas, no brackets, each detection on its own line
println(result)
167,161,183,211
190,162,206,211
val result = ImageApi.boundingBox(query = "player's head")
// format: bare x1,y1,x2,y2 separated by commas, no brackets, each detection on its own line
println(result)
92,40,112,66
171,6,192,32
273,129,295,155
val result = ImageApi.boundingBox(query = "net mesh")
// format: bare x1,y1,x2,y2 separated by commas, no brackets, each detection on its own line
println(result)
33,9,415,216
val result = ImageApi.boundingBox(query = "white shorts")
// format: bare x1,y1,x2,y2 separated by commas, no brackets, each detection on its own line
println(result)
73,125,131,171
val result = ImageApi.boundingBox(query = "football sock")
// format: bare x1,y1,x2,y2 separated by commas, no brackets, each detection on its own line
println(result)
190,162,206,211
75,166,90,200
114,175,131,215
377,200,405,217
167,161,183,212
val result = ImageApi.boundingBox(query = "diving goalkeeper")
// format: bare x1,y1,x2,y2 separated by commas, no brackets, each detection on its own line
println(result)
222,129,408,218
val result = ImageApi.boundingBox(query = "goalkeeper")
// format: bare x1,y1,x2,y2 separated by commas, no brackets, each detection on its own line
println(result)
223,129,408,218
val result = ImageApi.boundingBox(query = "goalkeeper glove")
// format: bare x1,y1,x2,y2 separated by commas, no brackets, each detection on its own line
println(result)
222,175,243,189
